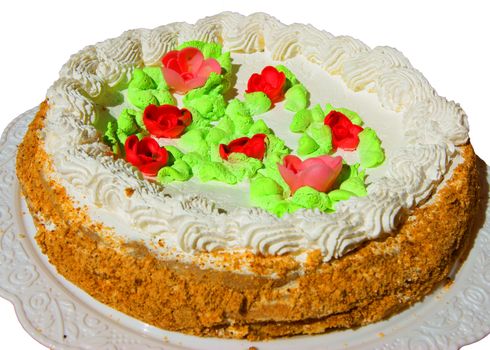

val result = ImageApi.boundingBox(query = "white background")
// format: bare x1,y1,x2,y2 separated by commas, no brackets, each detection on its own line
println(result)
0,0,489,349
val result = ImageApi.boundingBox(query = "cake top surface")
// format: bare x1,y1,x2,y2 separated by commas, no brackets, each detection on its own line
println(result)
41,12,469,274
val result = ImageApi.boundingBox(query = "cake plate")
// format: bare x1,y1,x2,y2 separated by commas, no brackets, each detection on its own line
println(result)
1,108,490,350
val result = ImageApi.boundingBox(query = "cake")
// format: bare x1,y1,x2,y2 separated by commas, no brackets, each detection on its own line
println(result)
16,12,479,340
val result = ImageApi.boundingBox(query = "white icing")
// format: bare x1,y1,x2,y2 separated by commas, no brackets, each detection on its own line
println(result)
41,12,469,273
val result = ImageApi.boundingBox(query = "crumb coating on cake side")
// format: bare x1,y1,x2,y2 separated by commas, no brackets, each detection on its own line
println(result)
16,102,479,340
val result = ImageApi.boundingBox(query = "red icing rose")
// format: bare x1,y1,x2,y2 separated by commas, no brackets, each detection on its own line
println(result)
219,134,267,161
324,110,364,151
143,104,192,138
161,47,221,94
246,66,286,103
278,155,343,195
125,135,168,176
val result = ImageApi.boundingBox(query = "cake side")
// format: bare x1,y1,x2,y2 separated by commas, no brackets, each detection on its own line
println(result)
16,102,479,339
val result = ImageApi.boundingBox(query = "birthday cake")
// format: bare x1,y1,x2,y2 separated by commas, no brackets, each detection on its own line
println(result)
16,12,478,339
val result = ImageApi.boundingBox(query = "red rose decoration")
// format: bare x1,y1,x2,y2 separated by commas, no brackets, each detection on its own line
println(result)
143,104,192,138
161,47,221,94
246,66,286,103
324,111,364,151
125,135,168,176
219,134,267,161
278,155,343,195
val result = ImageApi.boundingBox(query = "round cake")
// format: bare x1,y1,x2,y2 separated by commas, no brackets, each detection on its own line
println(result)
16,12,479,340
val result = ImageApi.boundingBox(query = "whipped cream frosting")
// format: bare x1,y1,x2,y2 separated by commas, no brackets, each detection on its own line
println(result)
41,12,469,273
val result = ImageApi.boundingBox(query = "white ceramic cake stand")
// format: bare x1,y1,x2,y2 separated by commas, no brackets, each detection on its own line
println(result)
1,108,490,350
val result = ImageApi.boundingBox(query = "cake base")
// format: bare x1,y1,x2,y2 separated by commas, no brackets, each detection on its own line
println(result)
16,102,480,340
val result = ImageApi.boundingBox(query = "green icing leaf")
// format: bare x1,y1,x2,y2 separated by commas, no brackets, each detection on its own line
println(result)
130,69,156,90
226,99,253,134
181,152,205,169
127,88,159,110
244,92,271,116
128,68,175,110
217,51,232,75
250,176,284,210
329,163,367,204
133,109,145,129
184,93,226,121
358,128,385,168
271,201,303,218
224,153,263,181
184,73,224,101
198,161,237,184
260,134,291,191
180,128,209,155
307,123,333,154
298,134,319,156
117,109,140,135
276,64,299,88
165,145,184,164
340,177,367,197
103,121,122,155
153,90,175,106
226,98,250,118
142,66,168,90
249,119,271,136
206,127,227,144
284,84,309,112
291,186,333,212
215,116,235,135
310,104,325,122
178,41,222,59
157,159,192,183
324,103,363,126
290,109,312,133
328,189,355,202
185,109,212,130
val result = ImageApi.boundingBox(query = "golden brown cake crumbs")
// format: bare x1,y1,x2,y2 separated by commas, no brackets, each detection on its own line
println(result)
248,347,258,350
16,102,480,340
124,188,135,197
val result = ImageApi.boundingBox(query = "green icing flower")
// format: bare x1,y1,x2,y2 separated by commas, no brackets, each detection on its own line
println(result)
284,84,309,112
358,128,385,168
